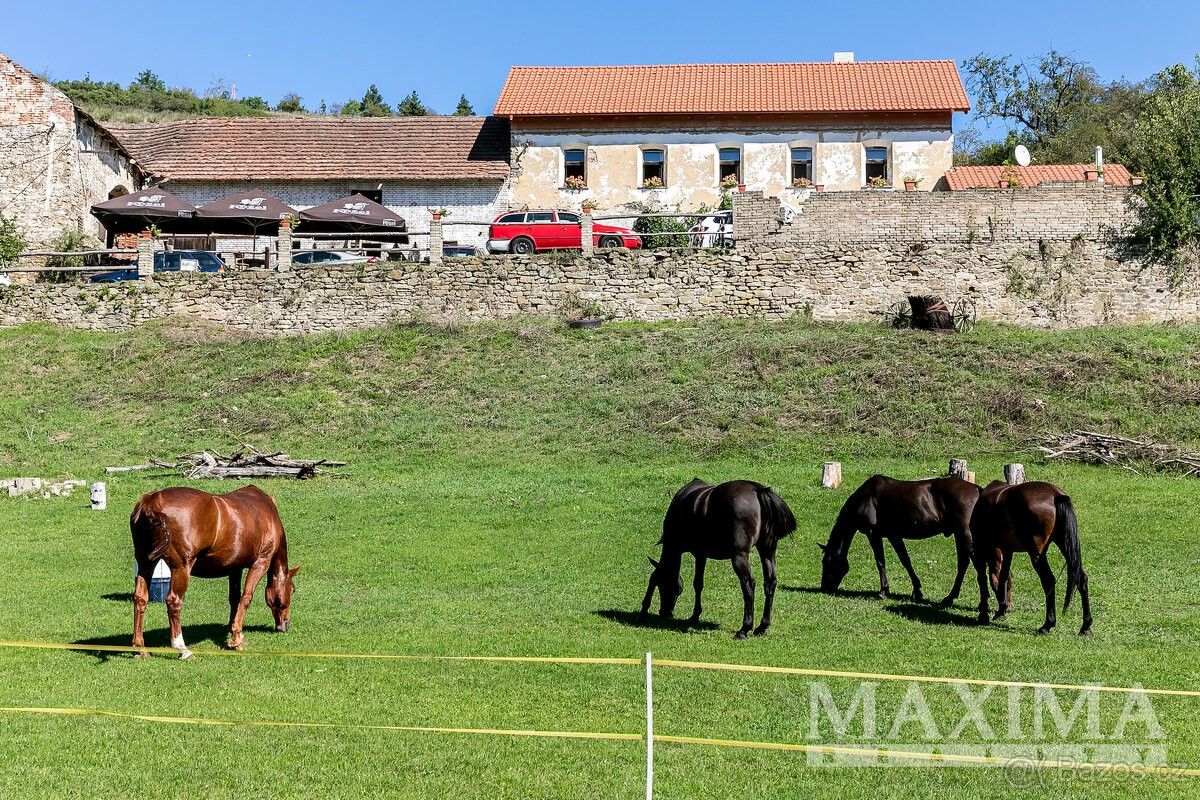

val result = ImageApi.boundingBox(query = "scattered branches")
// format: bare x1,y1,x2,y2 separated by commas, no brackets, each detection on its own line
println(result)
107,443,345,480
1036,430,1200,476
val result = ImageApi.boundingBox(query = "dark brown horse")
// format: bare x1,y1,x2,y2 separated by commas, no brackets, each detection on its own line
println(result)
130,485,299,659
640,479,797,639
819,475,989,605
971,480,1092,636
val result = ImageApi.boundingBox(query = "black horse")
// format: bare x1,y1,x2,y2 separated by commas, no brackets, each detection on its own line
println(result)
971,480,1092,636
640,479,797,639
819,475,986,605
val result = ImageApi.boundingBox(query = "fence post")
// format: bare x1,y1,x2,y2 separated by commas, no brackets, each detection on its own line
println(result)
277,221,292,271
645,651,654,800
948,459,968,480
581,210,594,257
821,462,842,489
429,215,443,266
1004,463,1026,484
136,231,155,280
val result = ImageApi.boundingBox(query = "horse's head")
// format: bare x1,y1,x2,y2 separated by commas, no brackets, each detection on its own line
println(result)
818,542,850,593
266,565,301,632
640,556,683,618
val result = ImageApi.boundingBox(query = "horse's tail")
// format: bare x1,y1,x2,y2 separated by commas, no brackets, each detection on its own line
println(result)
757,485,797,540
130,495,170,563
1054,494,1083,612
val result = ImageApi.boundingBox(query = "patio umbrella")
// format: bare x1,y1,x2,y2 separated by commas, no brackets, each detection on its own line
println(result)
90,187,198,234
196,190,298,262
298,194,406,233
195,190,297,235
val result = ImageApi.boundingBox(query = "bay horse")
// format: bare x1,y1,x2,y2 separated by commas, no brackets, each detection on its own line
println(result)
971,480,1092,636
819,475,990,605
130,485,299,659
640,479,797,639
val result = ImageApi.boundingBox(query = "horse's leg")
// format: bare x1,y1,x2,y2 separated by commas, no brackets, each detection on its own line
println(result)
753,545,777,636
227,570,243,630
867,534,889,599
730,552,755,640
992,551,1014,621
972,550,991,625
229,559,270,651
889,538,923,603
1030,550,1057,635
1003,568,1014,613
165,566,193,660
941,531,971,606
1077,569,1093,636
132,561,153,657
687,556,707,626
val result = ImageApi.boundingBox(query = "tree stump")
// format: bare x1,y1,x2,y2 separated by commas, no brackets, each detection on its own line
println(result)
948,458,969,480
821,462,843,489
1004,463,1026,484
964,470,976,484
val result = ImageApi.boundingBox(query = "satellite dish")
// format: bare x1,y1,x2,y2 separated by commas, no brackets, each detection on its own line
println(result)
1014,145,1031,167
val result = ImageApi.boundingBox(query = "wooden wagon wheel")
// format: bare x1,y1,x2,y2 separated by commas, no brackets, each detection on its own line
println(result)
886,299,913,329
952,298,977,333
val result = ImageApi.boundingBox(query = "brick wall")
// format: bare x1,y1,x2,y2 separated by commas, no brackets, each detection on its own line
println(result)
2,185,1196,333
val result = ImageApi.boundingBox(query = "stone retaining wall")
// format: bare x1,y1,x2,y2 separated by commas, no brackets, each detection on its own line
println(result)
2,185,1196,333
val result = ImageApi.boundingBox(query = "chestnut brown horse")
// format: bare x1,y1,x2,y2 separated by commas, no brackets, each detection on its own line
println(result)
970,480,1092,636
640,479,797,639
131,485,299,659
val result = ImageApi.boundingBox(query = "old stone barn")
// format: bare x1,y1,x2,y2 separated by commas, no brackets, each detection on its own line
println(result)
0,52,142,248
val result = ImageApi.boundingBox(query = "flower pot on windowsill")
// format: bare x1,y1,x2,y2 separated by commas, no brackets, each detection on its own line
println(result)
431,213,442,222
997,180,1009,189
1084,170,1100,182
814,184,825,193
737,183,746,193
1130,176,1144,186
904,181,918,191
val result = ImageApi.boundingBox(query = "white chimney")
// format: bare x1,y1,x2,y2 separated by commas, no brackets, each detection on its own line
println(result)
834,52,855,63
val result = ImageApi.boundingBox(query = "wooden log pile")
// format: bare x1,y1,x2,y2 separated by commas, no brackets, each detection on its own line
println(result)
1035,430,1200,476
106,444,345,480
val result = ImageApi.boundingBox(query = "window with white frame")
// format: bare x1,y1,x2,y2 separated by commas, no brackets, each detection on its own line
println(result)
641,148,666,187
790,147,814,185
718,147,742,184
563,148,587,187
865,146,890,185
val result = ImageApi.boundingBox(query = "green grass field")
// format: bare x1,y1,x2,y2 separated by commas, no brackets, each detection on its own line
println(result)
1,317,1199,798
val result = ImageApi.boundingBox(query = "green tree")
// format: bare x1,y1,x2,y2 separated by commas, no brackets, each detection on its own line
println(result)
396,90,429,116
132,69,166,92
0,213,24,266
340,99,363,117
360,84,391,117
453,94,474,116
1127,62,1200,272
276,92,304,113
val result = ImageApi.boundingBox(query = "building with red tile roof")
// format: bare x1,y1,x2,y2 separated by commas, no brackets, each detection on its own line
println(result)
496,56,971,213
941,163,1135,190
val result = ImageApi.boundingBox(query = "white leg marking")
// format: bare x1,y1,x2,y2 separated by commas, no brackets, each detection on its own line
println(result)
171,634,193,660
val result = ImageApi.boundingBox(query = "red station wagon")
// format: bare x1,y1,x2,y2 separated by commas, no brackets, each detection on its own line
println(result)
486,210,642,254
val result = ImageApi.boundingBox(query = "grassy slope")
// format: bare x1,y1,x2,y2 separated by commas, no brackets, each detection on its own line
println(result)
1,318,1199,799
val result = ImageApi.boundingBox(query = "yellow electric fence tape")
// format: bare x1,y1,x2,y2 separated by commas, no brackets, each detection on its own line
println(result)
1,639,1197,698
1,705,1197,779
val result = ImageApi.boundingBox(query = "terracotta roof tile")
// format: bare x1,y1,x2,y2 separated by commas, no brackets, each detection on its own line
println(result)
943,164,1133,190
105,116,510,182
494,61,970,116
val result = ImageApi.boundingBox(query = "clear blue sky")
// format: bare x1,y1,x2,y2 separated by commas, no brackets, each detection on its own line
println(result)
5,0,1198,128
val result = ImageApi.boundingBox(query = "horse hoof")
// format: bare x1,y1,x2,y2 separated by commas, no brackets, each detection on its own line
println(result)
977,614,990,625
992,610,1007,621
686,616,701,627
938,596,956,607
133,650,149,660
179,650,195,660
733,630,749,640
1035,626,1053,636
752,625,769,637
226,640,244,651
877,592,889,600
1079,626,1093,637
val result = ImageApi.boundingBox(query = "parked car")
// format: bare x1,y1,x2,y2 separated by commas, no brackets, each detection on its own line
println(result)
687,211,733,249
87,250,226,282
443,245,481,257
290,250,377,265
486,210,641,254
